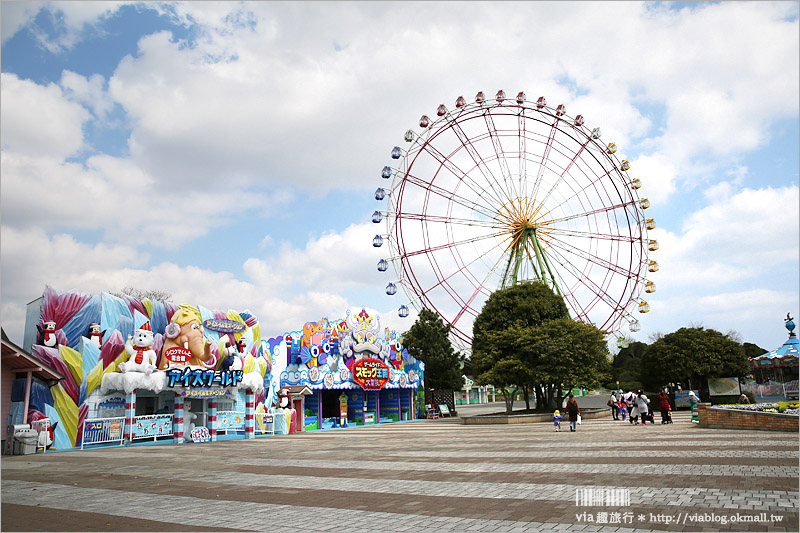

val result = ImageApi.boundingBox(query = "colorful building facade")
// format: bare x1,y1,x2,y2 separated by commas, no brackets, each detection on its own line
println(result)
273,307,425,430
6,287,423,452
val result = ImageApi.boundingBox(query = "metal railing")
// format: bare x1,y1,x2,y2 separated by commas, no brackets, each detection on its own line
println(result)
130,414,174,441
255,413,275,436
31,419,49,454
81,417,125,449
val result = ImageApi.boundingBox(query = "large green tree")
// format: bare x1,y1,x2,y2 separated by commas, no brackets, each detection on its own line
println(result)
613,341,648,384
641,327,749,400
518,318,611,409
472,282,569,412
472,281,609,412
403,308,463,391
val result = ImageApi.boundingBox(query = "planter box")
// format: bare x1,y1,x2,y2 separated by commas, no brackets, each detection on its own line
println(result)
697,403,799,432
461,408,607,425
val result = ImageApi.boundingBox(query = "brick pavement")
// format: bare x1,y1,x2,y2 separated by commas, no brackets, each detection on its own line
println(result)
1,410,797,532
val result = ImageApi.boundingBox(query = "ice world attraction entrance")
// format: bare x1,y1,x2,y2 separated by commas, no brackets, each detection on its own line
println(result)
5,287,424,453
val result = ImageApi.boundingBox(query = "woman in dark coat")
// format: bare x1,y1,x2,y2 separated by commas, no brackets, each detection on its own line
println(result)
566,393,581,432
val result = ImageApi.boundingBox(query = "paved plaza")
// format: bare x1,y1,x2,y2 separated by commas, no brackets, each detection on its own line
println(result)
2,407,797,532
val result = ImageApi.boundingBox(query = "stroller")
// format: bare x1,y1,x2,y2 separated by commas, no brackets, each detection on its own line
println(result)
661,408,673,424
643,400,656,424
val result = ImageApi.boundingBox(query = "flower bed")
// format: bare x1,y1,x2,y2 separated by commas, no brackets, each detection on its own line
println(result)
713,402,798,415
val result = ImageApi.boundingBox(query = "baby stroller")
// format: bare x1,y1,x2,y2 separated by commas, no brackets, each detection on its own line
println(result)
643,401,655,424
661,409,673,424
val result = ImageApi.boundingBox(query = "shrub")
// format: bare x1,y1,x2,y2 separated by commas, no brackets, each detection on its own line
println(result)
740,390,755,404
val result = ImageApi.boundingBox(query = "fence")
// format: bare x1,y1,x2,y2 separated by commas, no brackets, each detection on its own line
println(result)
255,413,275,436
130,414,174,441
741,380,799,400
216,411,246,434
81,417,125,449
31,419,50,454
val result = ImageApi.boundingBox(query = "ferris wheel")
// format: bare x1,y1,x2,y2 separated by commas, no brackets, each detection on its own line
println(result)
372,90,658,348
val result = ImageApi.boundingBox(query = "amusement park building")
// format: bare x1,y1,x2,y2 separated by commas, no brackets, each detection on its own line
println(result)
742,316,799,401
3,286,422,453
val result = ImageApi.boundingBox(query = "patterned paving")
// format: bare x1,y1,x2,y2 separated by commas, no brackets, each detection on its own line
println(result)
2,410,798,532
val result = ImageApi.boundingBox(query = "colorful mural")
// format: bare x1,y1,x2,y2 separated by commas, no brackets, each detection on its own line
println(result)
9,290,425,451
13,285,272,450
276,306,424,392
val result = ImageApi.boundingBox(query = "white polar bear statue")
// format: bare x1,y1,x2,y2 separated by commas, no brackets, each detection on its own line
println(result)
183,400,198,442
119,322,157,374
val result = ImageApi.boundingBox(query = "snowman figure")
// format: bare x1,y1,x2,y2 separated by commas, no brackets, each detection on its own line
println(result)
120,322,157,374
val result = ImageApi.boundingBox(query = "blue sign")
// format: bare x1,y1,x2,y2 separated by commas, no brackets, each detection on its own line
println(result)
166,368,243,388
203,318,246,333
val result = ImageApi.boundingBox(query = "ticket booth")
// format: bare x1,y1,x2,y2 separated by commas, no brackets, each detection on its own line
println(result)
284,385,312,433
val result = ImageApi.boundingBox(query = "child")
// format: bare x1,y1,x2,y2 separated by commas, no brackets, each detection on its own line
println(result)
619,401,627,421
553,409,562,432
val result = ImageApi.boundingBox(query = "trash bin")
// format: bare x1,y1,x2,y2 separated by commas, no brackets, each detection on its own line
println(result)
14,429,39,455
6,425,30,455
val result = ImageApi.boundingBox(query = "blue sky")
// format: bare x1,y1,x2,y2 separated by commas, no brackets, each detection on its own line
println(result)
1,1,798,353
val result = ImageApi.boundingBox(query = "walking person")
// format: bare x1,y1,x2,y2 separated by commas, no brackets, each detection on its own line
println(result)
624,390,637,424
657,388,672,424
566,393,581,432
636,390,650,426
553,409,562,432
608,391,620,420
688,391,700,424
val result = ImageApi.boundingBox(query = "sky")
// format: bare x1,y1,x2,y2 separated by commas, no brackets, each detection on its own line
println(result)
1,1,798,354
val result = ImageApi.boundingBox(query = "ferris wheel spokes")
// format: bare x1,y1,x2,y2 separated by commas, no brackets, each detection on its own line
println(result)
419,138,509,213
399,230,503,260
529,120,560,202
478,109,518,199
445,112,519,207
377,90,655,343
545,201,639,226
544,243,636,328
397,171,499,220
545,236,641,280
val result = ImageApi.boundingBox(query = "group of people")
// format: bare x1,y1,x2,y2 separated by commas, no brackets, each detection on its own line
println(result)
552,388,696,432
607,389,675,425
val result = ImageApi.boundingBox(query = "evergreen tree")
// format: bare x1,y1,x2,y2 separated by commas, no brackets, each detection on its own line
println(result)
403,308,463,391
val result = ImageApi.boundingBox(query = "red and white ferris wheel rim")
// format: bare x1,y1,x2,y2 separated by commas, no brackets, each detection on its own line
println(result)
377,92,652,348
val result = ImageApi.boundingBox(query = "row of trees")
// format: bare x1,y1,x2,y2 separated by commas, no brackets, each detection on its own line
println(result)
615,327,755,400
402,281,756,411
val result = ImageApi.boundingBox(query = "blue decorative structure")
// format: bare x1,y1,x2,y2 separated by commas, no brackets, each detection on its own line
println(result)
276,307,424,429
744,314,799,401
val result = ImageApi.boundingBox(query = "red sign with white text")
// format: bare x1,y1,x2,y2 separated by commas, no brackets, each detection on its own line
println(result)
351,358,389,390
164,346,192,365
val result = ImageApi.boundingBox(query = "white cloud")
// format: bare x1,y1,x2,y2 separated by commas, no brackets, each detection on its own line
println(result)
0,1,44,44
60,70,114,120
0,151,274,248
650,184,798,289
0,73,90,159
17,1,129,52
0,221,390,344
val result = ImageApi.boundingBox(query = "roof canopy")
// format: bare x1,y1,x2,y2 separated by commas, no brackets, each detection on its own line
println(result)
1,328,64,381
751,317,799,368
